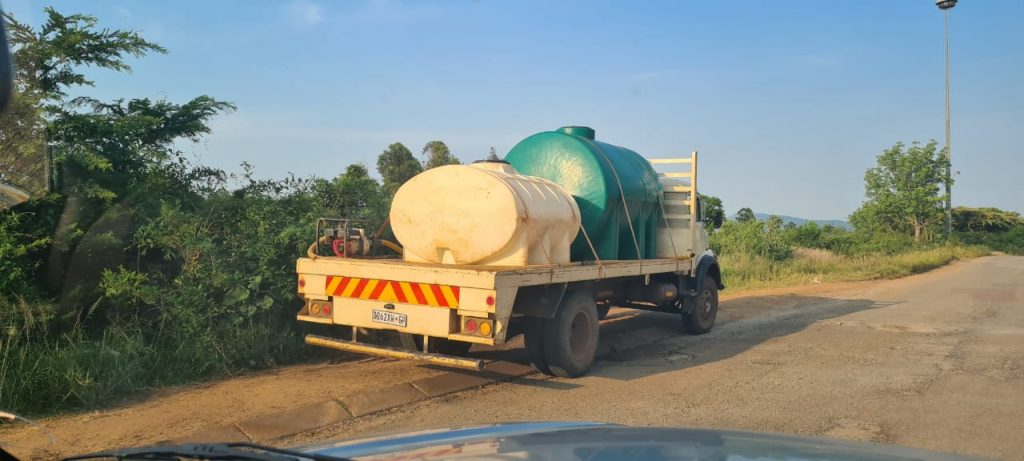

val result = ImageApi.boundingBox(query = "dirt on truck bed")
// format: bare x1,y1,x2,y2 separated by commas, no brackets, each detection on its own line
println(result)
3,256,1023,460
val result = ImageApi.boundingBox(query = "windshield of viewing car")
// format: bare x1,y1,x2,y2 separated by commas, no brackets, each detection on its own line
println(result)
0,1,1022,461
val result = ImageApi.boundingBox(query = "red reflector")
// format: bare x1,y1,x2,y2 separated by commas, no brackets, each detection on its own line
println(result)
298,278,306,288
485,295,495,306
465,318,478,334
322,304,332,316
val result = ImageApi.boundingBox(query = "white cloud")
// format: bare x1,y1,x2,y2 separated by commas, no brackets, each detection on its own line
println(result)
285,0,324,29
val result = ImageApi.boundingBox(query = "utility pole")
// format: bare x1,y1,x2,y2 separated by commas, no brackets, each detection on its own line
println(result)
937,0,956,237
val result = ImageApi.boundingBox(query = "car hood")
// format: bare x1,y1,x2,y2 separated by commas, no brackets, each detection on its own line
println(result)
300,422,978,461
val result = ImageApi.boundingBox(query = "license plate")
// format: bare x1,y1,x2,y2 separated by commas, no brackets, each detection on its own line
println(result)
371,309,407,327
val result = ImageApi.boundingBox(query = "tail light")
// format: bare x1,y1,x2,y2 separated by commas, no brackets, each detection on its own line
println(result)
307,300,332,317
462,317,493,337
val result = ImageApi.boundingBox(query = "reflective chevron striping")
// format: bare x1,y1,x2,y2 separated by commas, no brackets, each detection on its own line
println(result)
324,276,460,308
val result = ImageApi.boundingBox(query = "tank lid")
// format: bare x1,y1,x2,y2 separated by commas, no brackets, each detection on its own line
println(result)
557,126,596,140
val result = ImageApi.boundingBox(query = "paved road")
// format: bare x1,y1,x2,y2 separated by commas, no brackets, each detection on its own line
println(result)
283,256,1024,460
4,256,1022,460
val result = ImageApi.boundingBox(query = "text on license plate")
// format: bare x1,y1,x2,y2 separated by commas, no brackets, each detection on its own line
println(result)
372,309,407,327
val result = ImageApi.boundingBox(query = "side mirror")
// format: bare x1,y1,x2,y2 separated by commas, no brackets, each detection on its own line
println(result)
0,6,12,114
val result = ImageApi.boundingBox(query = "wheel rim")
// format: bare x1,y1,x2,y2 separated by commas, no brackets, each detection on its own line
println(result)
568,311,593,361
699,289,716,325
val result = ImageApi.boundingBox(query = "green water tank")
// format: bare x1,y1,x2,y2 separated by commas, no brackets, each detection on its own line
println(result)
505,126,662,261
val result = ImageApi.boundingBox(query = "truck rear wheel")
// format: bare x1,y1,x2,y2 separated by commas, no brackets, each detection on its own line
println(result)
542,291,600,378
682,277,718,334
523,317,551,374
398,333,472,356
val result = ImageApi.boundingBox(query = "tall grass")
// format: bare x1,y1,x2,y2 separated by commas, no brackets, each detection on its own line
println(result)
0,302,300,416
718,243,989,291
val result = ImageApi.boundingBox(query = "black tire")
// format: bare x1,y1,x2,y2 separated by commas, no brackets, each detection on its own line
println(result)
682,277,719,334
523,317,551,374
398,333,473,356
596,302,611,321
542,291,600,378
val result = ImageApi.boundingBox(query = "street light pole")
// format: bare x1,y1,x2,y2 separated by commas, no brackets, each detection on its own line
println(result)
937,0,956,237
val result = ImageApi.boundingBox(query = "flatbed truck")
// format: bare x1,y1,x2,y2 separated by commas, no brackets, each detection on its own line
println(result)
296,152,723,377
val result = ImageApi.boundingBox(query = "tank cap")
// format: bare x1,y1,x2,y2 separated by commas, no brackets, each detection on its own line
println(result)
557,126,596,140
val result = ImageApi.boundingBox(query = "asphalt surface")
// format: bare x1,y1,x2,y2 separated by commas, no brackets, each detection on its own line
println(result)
283,255,1024,460
3,256,1021,460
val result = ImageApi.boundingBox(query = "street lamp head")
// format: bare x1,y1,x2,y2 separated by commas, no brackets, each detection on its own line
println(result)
936,0,957,10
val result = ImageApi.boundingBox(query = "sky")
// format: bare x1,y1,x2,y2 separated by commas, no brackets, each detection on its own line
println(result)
5,0,1023,220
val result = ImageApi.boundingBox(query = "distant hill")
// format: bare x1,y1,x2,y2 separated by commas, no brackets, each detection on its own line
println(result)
731,212,851,230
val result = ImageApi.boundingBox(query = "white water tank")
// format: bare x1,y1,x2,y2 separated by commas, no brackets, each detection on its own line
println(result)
390,162,581,266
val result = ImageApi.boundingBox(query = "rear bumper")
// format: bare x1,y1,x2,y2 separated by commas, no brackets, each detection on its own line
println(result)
305,334,485,371
297,295,499,345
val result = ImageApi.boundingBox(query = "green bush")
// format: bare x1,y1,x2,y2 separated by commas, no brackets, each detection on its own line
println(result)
0,7,398,417
957,227,1024,255
710,215,990,291
0,169,342,415
0,208,52,297
1,324,152,412
711,220,792,261
718,243,988,290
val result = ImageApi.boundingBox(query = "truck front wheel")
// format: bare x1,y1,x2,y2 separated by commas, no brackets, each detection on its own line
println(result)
682,277,719,334
541,291,600,378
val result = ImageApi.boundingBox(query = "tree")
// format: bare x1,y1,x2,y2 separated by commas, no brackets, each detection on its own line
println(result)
849,141,950,241
486,147,500,161
376,142,422,196
0,7,330,414
51,96,234,203
421,140,460,170
0,7,164,198
0,91,47,196
736,207,755,223
4,7,166,98
698,193,724,230
314,164,386,222
2,8,209,202
1,8,232,299
952,207,1023,233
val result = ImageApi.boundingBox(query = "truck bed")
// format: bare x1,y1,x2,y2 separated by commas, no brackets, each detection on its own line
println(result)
296,256,695,290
